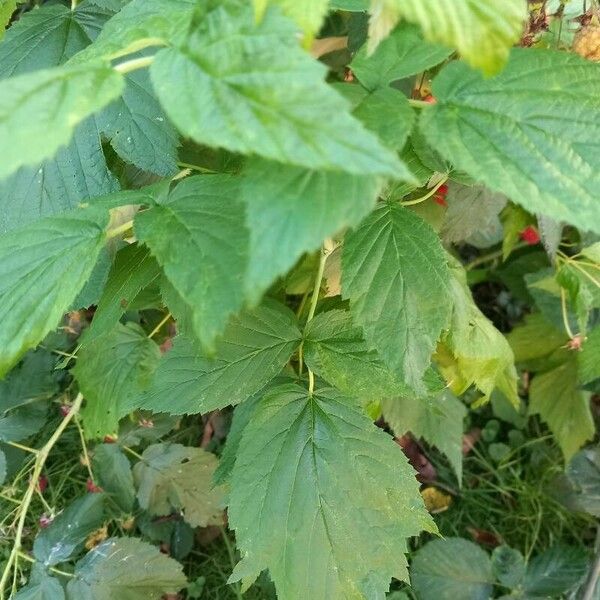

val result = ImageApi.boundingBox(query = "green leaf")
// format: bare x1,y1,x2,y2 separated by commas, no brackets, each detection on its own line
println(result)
0,1,16,40
438,258,519,406
382,389,466,480
92,444,136,513
133,443,224,527
0,63,123,181
558,446,600,517
330,0,368,10
33,494,105,567
0,208,109,377
441,183,507,244
150,2,404,177
529,356,594,461
66,537,186,599
410,538,493,600
342,203,452,390
242,161,381,304
135,175,247,351
580,326,600,385
523,545,588,597
86,243,161,342
368,0,526,74
303,309,414,399
228,384,434,599
507,313,567,364
14,565,65,600
421,50,600,234
0,448,6,485
491,546,525,589
139,301,301,414
258,0,330,38
72,0,197,62
96,68,179,176
351,23,451,90
74,323,161,439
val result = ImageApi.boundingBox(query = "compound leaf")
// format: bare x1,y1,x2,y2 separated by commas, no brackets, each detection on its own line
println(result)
228,384,434,599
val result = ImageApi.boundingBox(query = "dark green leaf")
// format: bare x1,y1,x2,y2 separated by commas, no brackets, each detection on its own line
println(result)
92,444,135,513
228,384,434,599
139,301,301,415
421,50,600,233
342,203,452,390
33,494,105,567
410,538,493,600
14,564,65,600
580,326,600,385
491,546,525,589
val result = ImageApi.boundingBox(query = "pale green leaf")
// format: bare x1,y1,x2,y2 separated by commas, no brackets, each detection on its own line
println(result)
438,258,519,406
150,2,404,177
330,0,368,10
421,50,600,234
0,208,109,377
507,313,566,364
72,0,197,62
66,537,186,599
133,443,224,527
258,0,330,38
139,302,301,415
228,384,434,599
92,444,136,513
0,1,16,40
303,309,414,399
14,565,65,600
410,538,493,600
382,389,466,479
86,243,161,342
529,357,594,461
351,23,451,90
242,160,381,304
33,494,105,567
74,323,161,439
0,63,123,180
369,0,526,74
135,175,247,351
342,203,452,390
441,183,507,244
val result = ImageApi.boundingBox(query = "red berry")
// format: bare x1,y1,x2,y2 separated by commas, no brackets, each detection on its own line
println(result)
520,226,540,245
434,195,447,207
437,184,449,196
39,515,53,528
38,475,48,493
59,405,71,417
424,95,437,104
86,479,103,493
103,434,117,444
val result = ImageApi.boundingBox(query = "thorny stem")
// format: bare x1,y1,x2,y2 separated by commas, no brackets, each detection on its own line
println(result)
148,312,172,339
74,414,95,484
0,393,84,599
464,243,527,271
5,440,38,455
560,288,576,340
401,175,449,206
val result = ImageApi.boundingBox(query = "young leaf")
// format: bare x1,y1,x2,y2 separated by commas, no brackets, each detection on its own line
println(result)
0,208,109,377
135,175,248,352
74,323,161,439
138,302,301,414
150,2,405,177
382,389,466,480
92,444,136,513
529,357,594,462
368,0,526,74
351,23,451,90
410,537,493,600
133,443,224,527
86,243,161,343
228,384,435,599
0,63,123,180
342,203,452,390
421,50,600,234
438,258,519,406
303,309,414,399
33,494,105,567
242,161,381,304
66,537,186,599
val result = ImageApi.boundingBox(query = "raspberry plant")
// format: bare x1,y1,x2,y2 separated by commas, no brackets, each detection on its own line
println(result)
0,0,599,598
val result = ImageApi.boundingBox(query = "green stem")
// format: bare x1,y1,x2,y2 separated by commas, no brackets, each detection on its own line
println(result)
408,99,431,109
401,175,449,207
16,551,74,579
114,56,154,74
106,219,134,240
219,527,243,600
0,394,84,599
